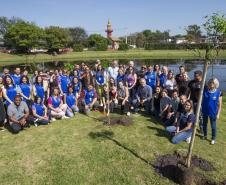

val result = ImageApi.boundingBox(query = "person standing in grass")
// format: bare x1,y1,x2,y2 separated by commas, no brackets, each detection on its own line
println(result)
33,75,45,103
32,96,49,126
166,99,195,144
18,76,32,106
202,78,223,145
48,87,68,121
81,84,98,115
64,86,79,117
11,67,21,86
151,85,162,118
0,82,6,130
145,65,157,90
163,70,177,97
2,75,17,106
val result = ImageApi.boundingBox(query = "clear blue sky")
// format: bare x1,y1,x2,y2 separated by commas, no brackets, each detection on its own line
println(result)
0,0,225,36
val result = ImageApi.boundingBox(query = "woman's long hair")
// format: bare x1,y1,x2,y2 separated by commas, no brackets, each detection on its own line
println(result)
4,75,15,89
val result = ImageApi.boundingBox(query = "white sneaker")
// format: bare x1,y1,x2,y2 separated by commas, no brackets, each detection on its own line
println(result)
186,137,191,143
51,118,56,122
211,140,215,145
126,112,131,116
62,116,70,119
130,106,134,110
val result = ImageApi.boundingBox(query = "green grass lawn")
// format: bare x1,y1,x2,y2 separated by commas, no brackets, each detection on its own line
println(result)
0,98,226,185
1,49,226,64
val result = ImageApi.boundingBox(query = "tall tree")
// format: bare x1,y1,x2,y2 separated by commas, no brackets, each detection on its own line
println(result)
4,22,45,53
186,24,202,43
68,27,88,46
87,34,108,51
45,26,70,52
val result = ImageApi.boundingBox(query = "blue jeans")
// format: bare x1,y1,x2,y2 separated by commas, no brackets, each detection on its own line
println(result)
166,126,192,144
66,105,79,117
203,115,217,140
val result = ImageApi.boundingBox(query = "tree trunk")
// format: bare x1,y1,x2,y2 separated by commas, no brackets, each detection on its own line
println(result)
186,57,209,168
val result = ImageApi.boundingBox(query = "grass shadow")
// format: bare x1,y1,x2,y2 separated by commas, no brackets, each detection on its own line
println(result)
147,126,171,141
89,130,153,167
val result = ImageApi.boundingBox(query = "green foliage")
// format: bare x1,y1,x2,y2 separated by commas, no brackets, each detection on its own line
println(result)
145,43,226,50
45,26,70,53
185,24,202,43
118,42,129,51
73,43,84,52
4,22,45,53
87,34,108,51
68,27,88,47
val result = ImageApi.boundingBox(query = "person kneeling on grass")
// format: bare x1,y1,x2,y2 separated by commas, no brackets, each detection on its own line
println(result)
81,84,98,115
48,87,68,121
7,95,31,133
64,86,79,117
32,96,49,126
166,99,195,144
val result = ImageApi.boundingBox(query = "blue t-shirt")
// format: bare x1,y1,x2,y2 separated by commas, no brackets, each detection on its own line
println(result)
32,103,45,116
35,83,45,101
179,112,195,132
202,88,221,117
66,93,76,108
19,83,31,99
145,71,156,89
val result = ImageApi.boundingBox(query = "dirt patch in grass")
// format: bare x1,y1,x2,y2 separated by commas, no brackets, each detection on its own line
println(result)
154,152,225,185
103,116,133,126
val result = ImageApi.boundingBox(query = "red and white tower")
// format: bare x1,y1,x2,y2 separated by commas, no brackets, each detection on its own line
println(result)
105,19,113,39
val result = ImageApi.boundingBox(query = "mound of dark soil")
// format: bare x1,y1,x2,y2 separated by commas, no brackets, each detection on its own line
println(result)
103,116,133,126
154,152,224,185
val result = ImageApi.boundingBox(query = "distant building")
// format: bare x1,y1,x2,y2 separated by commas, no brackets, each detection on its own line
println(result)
105,19,120,50
175,37,188,44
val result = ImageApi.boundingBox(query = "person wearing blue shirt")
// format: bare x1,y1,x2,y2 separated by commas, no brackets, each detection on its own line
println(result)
2,75,17,106
81,84,98,115
166,99,195,144
33,75,45,103
202,78,222,145
11,67,21,86
64,86,79,117
32,96,49,126
159,66,168,88
18,76,32,105
71,77,81,97
59,70,71,95
145,65,157,89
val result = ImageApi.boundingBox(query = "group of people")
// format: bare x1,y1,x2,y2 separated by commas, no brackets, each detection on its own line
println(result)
0,60,223,145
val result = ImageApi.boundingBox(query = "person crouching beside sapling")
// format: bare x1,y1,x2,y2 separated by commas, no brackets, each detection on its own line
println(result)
166,99,195,144
81,84,98,115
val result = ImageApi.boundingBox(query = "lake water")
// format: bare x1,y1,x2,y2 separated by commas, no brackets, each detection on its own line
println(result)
1,59,226,91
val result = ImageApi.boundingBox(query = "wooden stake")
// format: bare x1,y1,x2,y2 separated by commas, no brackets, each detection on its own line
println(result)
186,56,210,167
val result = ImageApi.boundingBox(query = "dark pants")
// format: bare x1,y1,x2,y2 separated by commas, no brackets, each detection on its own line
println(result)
9,122,29,134
132,99,151,114
118,100,130,114
203,115,217,140
0,98,6,126
30,116,49,125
